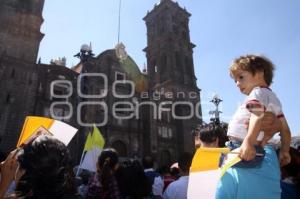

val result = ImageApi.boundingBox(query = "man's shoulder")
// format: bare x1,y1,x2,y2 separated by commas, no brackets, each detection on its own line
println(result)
145,170,161,178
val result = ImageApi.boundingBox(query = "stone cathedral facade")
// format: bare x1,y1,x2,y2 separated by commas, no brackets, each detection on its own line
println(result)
0,0,201,166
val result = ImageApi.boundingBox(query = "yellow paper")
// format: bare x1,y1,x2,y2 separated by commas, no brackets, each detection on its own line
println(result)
17,116,54,147
190,147,230,172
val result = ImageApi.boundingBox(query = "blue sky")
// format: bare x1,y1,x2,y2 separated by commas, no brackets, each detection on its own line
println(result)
38,0,300,136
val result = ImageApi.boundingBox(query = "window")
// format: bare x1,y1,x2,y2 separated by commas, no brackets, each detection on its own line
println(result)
51,82,71,101
168,128,173,138
158,126,162,136
155,65,158,73
115,71,125,81
11,68,15,78
162,127,168,138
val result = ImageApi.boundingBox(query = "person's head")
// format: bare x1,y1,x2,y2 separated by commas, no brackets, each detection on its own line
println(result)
193,126,202,149
115,160,152,198
97,148,119,171
15,135,76,199
142,155,154,169
170,166,180,179
178,152,193,175
97,148,119,191
194,124,221,148
229,54,274,95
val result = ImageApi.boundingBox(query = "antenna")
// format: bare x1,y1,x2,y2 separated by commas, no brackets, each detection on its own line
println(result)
117,0,122,44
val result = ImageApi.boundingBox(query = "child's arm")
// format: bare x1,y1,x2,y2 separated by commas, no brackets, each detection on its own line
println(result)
278,117,291,166
240,112,263,161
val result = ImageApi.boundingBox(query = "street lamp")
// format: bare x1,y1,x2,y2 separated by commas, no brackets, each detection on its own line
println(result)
209,94,222,125
74,43,95,63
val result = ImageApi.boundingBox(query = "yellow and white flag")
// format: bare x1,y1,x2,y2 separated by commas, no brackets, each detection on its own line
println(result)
17,116,78,147
80,124,105,172
188,147,241,199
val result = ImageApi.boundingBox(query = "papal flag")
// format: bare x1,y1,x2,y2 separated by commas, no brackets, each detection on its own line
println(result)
17,116,78,147
79,124,105,172
187,147,241,199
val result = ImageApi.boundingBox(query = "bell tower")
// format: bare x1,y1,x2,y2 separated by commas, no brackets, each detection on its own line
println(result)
144,0,197,89
144,0,202,160
0,0,45,63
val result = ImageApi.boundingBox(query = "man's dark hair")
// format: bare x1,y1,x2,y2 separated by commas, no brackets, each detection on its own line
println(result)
195,123,228,147
142,155,154,169
178,152,193,173
199,125,219,144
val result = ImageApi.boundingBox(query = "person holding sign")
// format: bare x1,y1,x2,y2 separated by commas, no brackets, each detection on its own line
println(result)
0,135,82,199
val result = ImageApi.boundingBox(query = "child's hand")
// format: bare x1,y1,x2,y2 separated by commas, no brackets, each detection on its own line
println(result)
239,140,256,161
279,151,291,167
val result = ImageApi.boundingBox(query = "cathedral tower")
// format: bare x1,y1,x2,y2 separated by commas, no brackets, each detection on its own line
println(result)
0,0,45,63
144,0,201,160
144,0,197,88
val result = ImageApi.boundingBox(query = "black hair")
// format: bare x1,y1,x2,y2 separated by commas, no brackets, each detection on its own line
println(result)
195,123,228,147
178,152,193,173
115,159,152,199
142,155,154,169
97,148,119,191
15,135,76,199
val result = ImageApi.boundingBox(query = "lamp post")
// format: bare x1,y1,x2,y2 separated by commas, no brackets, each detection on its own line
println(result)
74,43,95,63
209,94,222,126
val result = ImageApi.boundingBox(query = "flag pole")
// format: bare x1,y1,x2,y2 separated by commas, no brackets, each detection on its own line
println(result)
76,150,86,176
76,130,92,176
117,0,122,44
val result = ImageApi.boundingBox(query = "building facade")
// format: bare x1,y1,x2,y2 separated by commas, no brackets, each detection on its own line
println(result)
143,0,202,164
0,0,201,166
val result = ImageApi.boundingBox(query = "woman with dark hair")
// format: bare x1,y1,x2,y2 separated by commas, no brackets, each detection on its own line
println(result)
0,135,81,199
85,148,122,199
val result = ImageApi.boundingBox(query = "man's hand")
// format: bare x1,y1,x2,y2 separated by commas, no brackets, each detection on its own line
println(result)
279,151,291,167
261,112,281,133
260,112,282,146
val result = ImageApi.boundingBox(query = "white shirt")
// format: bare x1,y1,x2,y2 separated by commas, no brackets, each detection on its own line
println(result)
228,87,283,141
144,168,164,196
163,176,189,199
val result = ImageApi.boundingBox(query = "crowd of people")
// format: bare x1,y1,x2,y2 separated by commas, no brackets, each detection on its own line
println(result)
0,125,299,199
1,54,300,199
0,135,190,199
